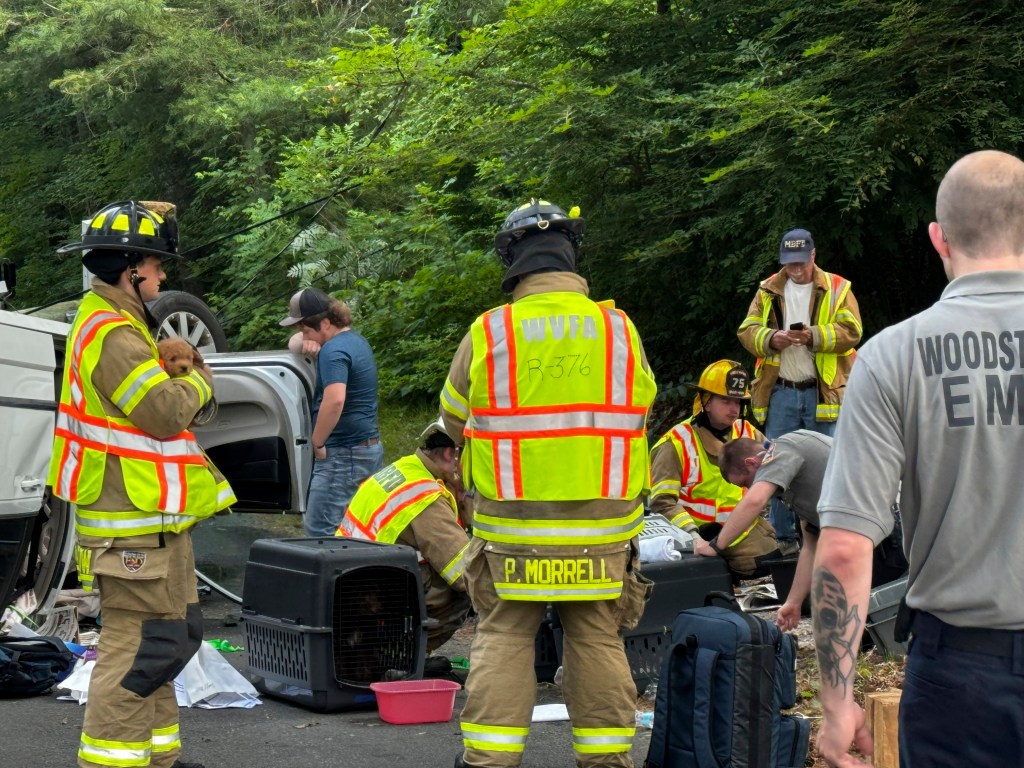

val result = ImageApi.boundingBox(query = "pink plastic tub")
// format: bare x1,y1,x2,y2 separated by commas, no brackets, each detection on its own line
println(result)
369,679,462,724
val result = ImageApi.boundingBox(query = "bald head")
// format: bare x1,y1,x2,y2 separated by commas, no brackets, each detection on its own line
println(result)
937,150,1024,260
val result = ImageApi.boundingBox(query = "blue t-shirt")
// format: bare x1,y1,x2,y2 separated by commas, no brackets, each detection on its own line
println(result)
312,329,380,447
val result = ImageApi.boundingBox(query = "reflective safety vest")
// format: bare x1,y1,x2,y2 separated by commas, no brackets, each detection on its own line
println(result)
463,292,656,506
650,419,760,546
337,454,466,585
48,292,234,538
743,272,859,423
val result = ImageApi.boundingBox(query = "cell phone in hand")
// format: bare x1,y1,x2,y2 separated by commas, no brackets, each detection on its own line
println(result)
789,322,805,331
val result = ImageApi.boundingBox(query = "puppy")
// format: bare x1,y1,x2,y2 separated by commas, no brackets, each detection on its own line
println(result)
157,338,198,376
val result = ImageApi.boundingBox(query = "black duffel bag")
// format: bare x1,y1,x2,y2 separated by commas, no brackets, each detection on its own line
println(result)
0,635,74,697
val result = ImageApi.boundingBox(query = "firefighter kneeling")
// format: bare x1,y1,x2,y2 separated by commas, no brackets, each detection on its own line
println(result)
336,419,472,653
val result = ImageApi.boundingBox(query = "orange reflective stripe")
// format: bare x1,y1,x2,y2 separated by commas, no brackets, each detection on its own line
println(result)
603,308,634,407
361,480,440,538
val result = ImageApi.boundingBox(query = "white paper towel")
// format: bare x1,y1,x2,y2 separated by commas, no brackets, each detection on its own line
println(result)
638,534,682,563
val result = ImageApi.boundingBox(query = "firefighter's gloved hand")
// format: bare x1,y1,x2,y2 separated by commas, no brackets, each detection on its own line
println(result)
682,523,699,535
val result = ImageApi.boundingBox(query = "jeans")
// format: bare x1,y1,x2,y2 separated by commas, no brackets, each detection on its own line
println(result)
765,383,836,541
304,441,384,537
899,613,1024,766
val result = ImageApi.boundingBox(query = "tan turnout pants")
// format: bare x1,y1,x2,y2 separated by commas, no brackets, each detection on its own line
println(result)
79,530,203,768
459,539,646,768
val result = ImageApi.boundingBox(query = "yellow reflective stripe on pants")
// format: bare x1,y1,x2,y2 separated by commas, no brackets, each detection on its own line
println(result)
572,726,635,754
79,733,150,767
494,581,623,600
150,724,180,754
76,544,95,592
461,721,529,752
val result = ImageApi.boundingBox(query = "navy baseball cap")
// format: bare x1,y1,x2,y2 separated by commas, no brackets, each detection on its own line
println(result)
779,228,815,264
280,288,333,326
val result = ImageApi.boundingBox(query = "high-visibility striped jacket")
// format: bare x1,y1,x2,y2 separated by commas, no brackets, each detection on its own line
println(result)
649,417,763,546
440,272,656,600
48,282,235,542
337,450,469,590
737,266,862,423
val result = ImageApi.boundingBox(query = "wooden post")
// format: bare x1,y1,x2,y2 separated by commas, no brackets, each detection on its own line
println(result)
865,690,902,768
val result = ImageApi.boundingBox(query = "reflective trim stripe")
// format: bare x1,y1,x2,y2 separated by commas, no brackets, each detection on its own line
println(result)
55,409,204,462
112,361,168,415
440,542,469,585
217,482,236,507
150,724,180,752
462,722,529,752
79,733,150,767
494,438,519,500
677,501,715,522
572,727,635,754
182,369,213,403
358,480,440,540
495,582,623,600
604,435,627,498
469,407,646,438
484,307,515,409
76,509,203,536
650,478,681,496
472,506,643,545
603,308,633,407
669,508,697,528
816,402,840,421
441,379,470,420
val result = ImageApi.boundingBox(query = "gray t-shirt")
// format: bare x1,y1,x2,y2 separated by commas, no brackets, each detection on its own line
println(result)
754,430,832,529
819,271,1024,629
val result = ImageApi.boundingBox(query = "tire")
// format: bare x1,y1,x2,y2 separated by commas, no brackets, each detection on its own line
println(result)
148,290,229,354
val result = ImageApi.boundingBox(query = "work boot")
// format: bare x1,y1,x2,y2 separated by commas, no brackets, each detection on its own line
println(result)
424,655,454,678
454,755,482,768
777,539,801,557
171,761,206,768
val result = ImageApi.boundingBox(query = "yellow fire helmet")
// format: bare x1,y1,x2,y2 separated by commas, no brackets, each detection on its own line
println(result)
691,359,751,414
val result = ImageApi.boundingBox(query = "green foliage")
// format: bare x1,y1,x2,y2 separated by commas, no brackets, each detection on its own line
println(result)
378,398,443,464
4,0,1024,401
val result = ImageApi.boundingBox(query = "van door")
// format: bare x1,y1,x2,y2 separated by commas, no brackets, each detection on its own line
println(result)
194,351,315,513
0,318,60,615
190,351,315,599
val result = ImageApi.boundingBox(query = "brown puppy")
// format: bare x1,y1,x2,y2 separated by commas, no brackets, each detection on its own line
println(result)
157,338,197,376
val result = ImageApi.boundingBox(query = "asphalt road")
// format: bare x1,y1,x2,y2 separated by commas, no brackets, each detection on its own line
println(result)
4,588,654,768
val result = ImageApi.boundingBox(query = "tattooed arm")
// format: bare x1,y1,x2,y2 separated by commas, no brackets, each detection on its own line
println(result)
812,527,875,768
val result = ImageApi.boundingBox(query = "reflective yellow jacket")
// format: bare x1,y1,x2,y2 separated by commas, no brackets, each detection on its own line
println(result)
49,284,235,541
737,267,862,423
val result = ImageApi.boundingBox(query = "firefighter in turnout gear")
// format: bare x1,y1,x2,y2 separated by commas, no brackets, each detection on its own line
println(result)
649,360,780,581
336,419,472,651
51,201,235,768
442,199,656,768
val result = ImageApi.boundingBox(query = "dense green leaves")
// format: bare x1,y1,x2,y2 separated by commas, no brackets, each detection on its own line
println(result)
3,0,1024,405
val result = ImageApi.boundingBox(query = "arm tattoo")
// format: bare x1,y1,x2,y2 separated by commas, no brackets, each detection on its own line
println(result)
812,567,862,698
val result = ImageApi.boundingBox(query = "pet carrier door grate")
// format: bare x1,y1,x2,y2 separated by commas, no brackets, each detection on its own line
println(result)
333,566,420,685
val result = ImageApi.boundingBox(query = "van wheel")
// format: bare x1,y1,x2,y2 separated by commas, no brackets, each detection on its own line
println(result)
148,290,229,354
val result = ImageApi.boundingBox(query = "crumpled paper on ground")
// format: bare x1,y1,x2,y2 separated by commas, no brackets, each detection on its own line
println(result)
58,641,261,709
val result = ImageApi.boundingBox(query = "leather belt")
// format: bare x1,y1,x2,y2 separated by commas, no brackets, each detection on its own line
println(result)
776,377,817,390
912,611,1023,658
354,436,380,447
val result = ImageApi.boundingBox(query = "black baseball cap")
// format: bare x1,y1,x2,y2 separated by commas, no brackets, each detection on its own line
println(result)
280,288,333,327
